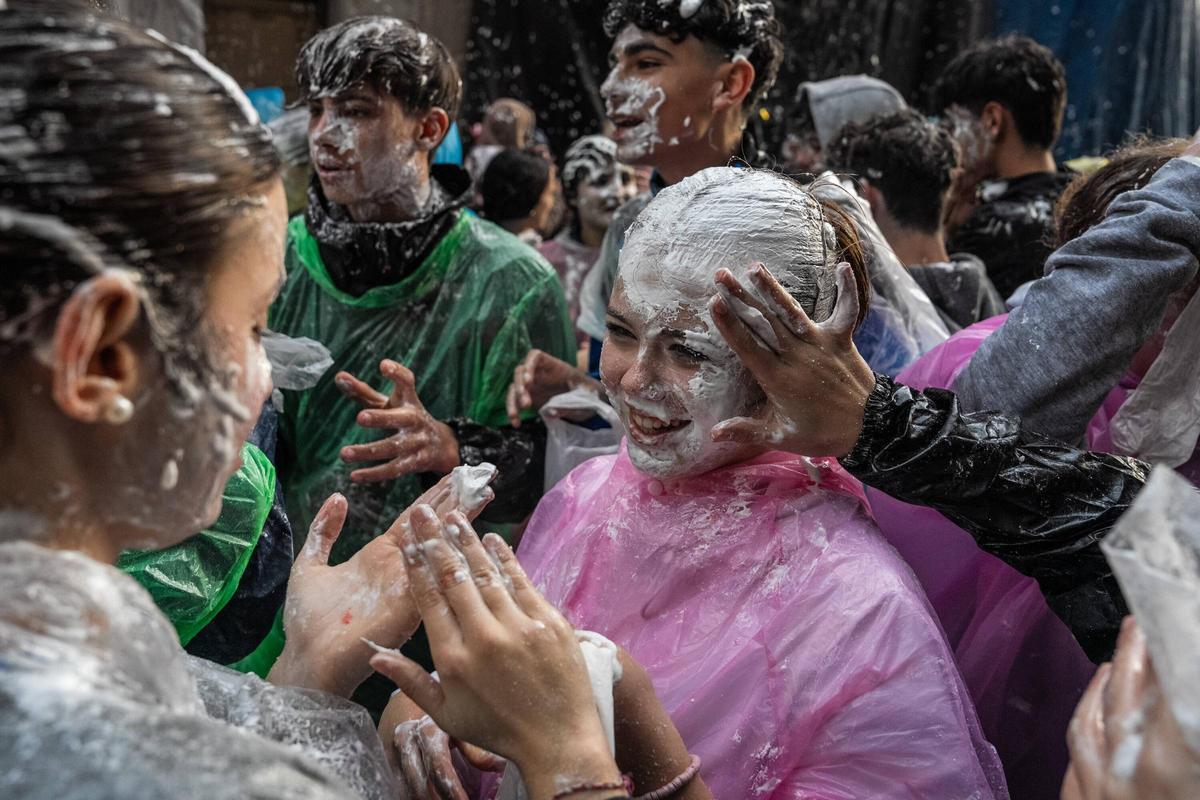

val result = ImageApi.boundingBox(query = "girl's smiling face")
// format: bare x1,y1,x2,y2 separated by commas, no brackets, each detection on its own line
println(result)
601,277,766,480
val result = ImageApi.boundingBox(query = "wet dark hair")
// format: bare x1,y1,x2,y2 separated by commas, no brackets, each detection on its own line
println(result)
296,16,462,121
0,1,282,380
1055,136,1188,247
932,35,1066,150
603,0,783,108
479,148,553,224
829,108,958,234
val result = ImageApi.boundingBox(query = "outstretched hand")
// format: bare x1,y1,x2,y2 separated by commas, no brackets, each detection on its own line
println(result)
369,508,621,800
505,348,601,427
337,359,460,482
268,473,494,698
709,262,875,458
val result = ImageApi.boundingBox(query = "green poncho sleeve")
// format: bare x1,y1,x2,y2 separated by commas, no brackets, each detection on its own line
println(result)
117,443,275,646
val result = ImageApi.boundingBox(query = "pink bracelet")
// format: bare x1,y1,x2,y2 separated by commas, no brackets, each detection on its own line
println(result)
634,755,702,800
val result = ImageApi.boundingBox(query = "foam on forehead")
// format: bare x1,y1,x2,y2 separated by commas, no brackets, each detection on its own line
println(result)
619,167,839,321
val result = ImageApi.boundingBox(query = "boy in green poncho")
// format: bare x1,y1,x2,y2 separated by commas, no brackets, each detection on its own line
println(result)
270,17,575,567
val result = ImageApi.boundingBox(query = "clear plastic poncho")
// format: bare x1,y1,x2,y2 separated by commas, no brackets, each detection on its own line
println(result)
518,444,1008,800
810,172,950,374
0,541,395,800
271,211,575,559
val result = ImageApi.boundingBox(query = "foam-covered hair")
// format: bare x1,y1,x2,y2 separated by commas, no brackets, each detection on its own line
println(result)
560,135,620,200
619,167,846,323
603,0,783,107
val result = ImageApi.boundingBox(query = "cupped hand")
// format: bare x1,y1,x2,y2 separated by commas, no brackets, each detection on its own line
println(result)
336,359,460,482
269,474,494,698
369,508,621,799
505,348,601,427
709,262,875,458
1063,617,1200,800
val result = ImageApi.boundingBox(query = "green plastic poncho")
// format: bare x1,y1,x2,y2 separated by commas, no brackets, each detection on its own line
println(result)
118,442,276,646
270,211,574,562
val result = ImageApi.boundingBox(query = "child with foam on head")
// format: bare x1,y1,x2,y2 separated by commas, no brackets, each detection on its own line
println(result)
539,135,640,341
513,167,1008,799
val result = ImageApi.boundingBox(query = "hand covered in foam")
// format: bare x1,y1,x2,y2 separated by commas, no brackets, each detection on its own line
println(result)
269,472,495,698
381,691,505,800
369,508,621,800
505,348,601,427
336,358,460,481
709,262,875,458
1063,617,1200,800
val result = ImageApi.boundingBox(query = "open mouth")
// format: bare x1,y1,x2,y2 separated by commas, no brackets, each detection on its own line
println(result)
626,408,690,445
610,116,645,138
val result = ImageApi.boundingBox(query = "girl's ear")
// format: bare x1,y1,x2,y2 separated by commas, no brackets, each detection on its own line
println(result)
51,271,142,424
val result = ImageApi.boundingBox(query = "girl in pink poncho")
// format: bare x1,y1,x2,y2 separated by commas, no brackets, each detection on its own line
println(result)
517,167,1008,800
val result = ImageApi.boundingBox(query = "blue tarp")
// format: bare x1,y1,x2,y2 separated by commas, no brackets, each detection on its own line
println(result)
995,0,1200,158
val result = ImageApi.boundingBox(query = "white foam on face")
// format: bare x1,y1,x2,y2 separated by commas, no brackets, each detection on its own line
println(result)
604,168,838,478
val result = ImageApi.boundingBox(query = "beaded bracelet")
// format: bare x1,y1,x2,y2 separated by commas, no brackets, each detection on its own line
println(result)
633,755,702,800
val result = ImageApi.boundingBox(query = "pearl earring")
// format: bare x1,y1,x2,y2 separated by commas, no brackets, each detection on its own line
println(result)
101,394,134,425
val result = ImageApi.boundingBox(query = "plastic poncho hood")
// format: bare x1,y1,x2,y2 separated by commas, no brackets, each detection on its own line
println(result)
518,444,1008,800
271,210,574,559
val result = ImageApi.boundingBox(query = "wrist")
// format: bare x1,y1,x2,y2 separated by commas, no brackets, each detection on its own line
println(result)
840,371,890,468
434,420,462,473
519,731,621,800
269,641,367,698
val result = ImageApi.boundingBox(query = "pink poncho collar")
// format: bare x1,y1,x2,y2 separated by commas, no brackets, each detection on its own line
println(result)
519,443,1007,800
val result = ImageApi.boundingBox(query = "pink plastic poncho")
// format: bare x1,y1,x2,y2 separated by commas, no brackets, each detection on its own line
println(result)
518,444,1008,800
875,315,1098,799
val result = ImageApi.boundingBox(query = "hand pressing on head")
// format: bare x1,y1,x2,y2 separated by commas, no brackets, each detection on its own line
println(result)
336,359,459,481
709,262,876,459
1063,617,1200,800
505,348,602,427
268,473,494,698
370,508,622,800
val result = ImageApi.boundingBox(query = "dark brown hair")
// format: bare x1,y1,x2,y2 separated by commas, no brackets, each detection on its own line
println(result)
604,0,783,108
0,0,282,381
818,199,872,332
1055,136,1189,247
297,16,462,121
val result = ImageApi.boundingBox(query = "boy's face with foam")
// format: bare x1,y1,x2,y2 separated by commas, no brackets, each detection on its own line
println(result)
600,24,731,169
306,83,427,215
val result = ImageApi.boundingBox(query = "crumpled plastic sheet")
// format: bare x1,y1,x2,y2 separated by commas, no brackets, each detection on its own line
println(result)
0,541,393,800
118,441,276,646
518,445,1008,799
1102,466,1200,752
192,659,397,800
810,172,950,371
261,329,334,391
1109,285,1200,467
539,386,622,491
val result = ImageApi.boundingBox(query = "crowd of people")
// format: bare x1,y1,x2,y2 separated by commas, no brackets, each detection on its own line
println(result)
3,0,1200,798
